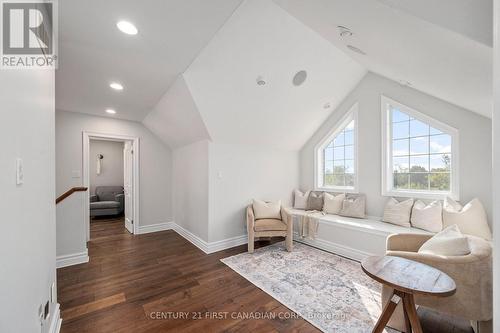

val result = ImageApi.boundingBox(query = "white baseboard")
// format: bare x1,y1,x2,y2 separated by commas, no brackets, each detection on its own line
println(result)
56,251,89,268
171,223,247,254
293,232,372,262
137,221,174,234
135,221,247,254
206,234,248,253
48,303,62,333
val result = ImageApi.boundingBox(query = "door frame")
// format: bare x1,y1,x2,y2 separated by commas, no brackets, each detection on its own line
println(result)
83,131,140,239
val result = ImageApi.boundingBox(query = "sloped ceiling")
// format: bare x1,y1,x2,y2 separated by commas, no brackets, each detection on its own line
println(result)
274,0,492,117
56,0,243,121
182,0,366,150
56,0,492,150
143,76,210,149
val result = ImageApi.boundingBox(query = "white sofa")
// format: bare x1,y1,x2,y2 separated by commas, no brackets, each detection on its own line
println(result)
286,208,432,261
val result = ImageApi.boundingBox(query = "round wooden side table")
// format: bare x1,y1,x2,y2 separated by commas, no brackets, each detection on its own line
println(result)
361,255,456,333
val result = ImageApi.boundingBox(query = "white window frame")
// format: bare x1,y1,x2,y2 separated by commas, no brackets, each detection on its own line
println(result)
381,96,460,200
314,103,359,193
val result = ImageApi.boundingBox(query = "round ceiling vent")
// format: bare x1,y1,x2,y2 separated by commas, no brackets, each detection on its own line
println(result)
293,70,307,86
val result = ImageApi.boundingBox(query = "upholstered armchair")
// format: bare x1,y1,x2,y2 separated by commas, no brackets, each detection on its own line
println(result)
90,186,125,217
246,205,293,253
382,233,493,333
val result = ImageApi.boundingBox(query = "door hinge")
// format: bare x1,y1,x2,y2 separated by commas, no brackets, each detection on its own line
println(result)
131,220,134,224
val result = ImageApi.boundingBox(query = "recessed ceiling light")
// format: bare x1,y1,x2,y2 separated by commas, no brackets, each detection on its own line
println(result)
106,109,116,114
109,82,124,90
347,45,366,55
256,76,266,86
116,21,138,35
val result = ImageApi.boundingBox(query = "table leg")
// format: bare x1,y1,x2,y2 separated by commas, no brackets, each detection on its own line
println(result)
403,293,423,333
402,294,412,333
372,290,401,333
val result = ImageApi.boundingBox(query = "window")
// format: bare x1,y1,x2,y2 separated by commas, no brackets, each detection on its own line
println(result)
381,96,459,199
315,104,358,191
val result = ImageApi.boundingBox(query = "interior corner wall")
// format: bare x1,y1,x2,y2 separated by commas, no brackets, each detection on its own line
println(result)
172,140,210,241
208,142,299,243
55,111,173,257
300,72,492,220
0,70,56,333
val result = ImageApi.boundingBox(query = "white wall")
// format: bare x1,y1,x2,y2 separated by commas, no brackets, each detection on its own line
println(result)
0,70,57,333
300,72,492,220
208,143,299,242
172,140,210,241
56,111,173,256
89,140,124,194
492,0,499,330
142,76,210,149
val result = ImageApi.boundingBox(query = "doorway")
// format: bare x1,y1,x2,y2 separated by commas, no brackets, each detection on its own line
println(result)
83,132,139,241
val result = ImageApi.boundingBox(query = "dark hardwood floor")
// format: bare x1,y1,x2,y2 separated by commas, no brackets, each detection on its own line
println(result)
57,218,473,333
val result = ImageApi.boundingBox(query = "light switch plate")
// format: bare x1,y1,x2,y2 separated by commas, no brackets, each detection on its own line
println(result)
16,158,24,185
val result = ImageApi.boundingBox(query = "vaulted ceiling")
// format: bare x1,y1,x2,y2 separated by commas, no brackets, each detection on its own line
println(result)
56,0,493,150
56,0,243,121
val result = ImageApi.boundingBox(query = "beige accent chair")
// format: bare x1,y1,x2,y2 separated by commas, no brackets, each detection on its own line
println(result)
382,233,493,333
246,205,293,253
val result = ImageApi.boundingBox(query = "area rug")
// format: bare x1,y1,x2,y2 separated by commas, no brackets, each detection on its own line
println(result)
221,242,397,333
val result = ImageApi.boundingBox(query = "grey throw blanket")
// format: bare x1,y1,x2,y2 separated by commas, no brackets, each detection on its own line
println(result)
298,210,324,240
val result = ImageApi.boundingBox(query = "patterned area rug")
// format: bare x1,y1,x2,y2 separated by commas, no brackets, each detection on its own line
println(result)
221,242,397,333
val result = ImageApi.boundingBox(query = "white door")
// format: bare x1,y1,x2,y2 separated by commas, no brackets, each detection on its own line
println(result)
123,141,134,233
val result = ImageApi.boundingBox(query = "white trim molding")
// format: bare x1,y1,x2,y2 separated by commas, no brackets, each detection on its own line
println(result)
314,103,359,193
381,95,460,200
293,232,371,262
56,251,89,268
137,222,174,234
171,223,247,254
48,303,62,333
135,221,248,254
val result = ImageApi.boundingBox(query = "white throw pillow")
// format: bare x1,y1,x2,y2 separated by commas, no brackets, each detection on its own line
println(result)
443,197,492,240
323,193,345,215
418,224,471,256
293,189,310,210
382,198,414,227
252,199,282,220
411,200,443,233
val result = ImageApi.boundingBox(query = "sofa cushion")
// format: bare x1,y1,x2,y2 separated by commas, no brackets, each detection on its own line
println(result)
418,224,471,256
293,189,310,210
339,194,366,218
307,191,324,211
411,200,443,233
90,201,121,210
95,186,124,202
323,192,345,214
443,197,492,240
382,198,413,227
254,219,287,232
252,199,281,219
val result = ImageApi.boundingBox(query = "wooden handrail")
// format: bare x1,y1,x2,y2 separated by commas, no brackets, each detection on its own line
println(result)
56,187,88,204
